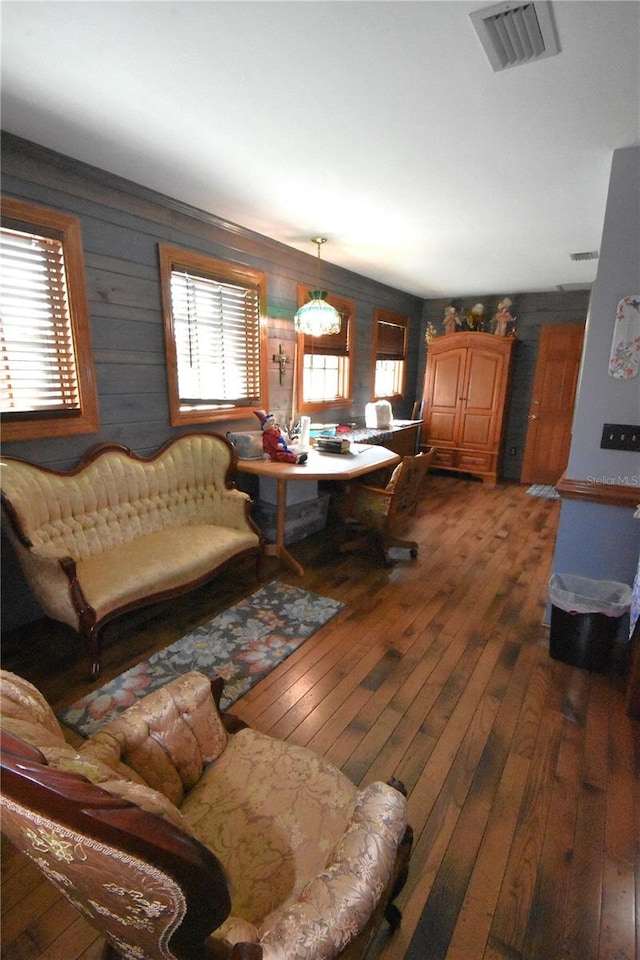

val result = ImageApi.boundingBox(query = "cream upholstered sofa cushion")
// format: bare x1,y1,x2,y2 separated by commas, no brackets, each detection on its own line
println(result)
74,525,255,636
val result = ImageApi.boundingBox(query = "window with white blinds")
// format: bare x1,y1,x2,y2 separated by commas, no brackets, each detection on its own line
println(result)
0,197,99,441
159,244,268,426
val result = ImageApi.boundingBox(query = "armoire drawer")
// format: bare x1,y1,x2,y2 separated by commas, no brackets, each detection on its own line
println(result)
432,448,456,468
456,450,494,472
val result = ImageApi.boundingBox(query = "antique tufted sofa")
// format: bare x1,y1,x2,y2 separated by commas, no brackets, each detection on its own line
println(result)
0,669,412,960
0,433,262,677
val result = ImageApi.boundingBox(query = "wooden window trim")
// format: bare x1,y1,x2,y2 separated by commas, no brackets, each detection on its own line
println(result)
0,197,99,441
159,244,269,426
372,308,408,401
295,285,354,415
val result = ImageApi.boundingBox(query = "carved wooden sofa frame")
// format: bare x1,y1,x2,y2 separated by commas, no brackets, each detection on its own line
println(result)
1,433,262,677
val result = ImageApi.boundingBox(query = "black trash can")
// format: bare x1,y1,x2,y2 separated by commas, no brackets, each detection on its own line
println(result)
548,574,632,671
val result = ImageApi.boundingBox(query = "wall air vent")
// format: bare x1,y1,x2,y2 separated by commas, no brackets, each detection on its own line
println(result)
470,1,560,72
569,251,599,261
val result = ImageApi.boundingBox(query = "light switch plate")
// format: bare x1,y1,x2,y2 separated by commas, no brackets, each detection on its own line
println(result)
600,423,640,452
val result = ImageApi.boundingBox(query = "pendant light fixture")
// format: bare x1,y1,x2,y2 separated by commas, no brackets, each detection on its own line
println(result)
294,237,342,336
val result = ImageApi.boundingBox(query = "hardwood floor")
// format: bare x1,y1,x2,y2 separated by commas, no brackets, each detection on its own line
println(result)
1,475,637,960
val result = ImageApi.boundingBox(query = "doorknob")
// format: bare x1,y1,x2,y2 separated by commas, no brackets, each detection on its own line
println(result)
529,414,538,421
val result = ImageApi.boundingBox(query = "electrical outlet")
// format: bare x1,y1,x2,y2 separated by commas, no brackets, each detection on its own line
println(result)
600,423,640,452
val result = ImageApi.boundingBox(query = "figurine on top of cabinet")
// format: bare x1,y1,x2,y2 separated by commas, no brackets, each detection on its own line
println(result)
466,303,485,331
492,298,516,337
443,305,462,336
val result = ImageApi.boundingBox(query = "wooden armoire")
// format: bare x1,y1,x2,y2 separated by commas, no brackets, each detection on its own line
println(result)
420,331,515,484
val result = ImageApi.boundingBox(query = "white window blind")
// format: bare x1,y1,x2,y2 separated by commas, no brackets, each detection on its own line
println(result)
170,268,262,408
0,225,80,417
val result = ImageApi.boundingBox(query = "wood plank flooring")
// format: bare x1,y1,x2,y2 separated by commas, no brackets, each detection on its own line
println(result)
1,475,637,960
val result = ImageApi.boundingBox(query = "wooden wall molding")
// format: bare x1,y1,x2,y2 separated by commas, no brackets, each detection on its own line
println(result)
556,473,640,507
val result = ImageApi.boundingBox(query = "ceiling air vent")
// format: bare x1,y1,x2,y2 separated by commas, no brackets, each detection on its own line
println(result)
470,1,560,72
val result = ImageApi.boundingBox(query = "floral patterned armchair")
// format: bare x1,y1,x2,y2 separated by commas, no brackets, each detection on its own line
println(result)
0,669,412,960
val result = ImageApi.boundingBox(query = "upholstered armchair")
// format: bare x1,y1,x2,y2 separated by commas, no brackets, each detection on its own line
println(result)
0,669,412,960
338,448,435,566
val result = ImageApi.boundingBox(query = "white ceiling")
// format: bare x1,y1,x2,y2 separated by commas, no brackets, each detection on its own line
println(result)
1,1,639,298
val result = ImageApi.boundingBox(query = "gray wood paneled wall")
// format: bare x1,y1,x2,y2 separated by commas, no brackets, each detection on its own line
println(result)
1,133,591,628
1,133,424,471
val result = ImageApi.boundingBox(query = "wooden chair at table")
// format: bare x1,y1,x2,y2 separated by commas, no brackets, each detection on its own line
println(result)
337,448,435,567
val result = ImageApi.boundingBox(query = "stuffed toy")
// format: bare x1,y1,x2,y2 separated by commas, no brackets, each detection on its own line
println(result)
254,411,308,464
466,302,485,331
442,304,461,336
492,297,516,337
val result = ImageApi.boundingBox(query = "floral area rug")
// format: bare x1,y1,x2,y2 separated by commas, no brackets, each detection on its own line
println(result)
58,581,343,737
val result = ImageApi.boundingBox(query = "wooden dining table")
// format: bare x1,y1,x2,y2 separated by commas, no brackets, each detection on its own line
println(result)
236,443,401,576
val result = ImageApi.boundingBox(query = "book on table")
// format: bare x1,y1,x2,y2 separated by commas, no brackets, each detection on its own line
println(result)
315,436,351,454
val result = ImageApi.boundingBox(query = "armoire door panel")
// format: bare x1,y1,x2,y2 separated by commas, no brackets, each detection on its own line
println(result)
459,414,494,447
430,351,466,407
465,353,502,412
428,412,458,444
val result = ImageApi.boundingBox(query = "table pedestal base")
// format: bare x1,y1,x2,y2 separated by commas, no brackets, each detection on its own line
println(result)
263,542,304,578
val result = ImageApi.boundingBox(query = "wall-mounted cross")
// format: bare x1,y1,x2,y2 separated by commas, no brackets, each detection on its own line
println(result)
272,343,291,385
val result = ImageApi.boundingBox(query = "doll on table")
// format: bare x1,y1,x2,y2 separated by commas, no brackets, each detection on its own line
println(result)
255,411,308,464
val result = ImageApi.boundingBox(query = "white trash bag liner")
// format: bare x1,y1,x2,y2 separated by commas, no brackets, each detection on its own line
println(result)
549,574,632,617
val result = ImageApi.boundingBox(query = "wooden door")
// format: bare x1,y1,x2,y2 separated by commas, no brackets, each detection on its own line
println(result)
520,323,585,485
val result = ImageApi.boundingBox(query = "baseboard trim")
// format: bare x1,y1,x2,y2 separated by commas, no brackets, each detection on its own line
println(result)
556,474,639,507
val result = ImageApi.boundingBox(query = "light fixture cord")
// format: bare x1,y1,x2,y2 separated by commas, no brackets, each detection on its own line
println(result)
315,238,322,288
